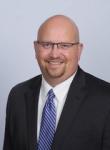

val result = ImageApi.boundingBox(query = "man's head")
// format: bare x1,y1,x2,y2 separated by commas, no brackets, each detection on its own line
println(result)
34,15,83,86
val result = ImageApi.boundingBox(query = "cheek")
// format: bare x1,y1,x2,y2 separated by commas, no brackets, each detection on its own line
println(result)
64,51,80,69
36,51,50,66
36,51,45,59
35,51,42,65
65,51,78,62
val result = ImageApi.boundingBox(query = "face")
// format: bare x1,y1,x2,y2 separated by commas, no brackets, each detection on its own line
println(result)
34,17,83,86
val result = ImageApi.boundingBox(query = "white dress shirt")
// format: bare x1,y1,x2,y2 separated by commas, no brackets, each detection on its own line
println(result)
37,73,76,140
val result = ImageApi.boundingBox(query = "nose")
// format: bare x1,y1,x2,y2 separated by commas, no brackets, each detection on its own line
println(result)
49,44,60,58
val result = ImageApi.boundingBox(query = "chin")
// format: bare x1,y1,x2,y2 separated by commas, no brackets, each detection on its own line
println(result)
47,71,65,79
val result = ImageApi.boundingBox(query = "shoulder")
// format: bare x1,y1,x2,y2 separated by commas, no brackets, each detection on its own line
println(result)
77,67,110,87
85,71,110,87
8,75,42,97
83,70,110,95
76,67,110,95
6,75,42,110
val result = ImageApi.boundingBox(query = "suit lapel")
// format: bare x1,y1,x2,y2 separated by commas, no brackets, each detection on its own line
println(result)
22,68,87,150
52,67,87,149
24,76,42,150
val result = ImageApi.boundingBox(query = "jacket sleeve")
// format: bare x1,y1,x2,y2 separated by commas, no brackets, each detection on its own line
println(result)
102,110,110,150
3,89,15,150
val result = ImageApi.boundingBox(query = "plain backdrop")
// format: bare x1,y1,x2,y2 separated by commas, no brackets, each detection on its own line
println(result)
0,0,110,149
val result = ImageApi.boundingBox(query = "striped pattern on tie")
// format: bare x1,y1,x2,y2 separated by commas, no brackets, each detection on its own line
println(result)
38,89,56,150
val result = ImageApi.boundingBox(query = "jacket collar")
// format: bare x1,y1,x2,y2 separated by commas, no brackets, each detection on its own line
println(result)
52,67,87,149
24,75,42,150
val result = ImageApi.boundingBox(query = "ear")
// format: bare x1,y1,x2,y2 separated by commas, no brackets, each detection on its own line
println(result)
78,43,83,60
34,41,37,58
34,41,37,50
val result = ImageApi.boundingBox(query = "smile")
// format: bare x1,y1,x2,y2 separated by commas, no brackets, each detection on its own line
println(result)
47,60,63,65
49,61,62,65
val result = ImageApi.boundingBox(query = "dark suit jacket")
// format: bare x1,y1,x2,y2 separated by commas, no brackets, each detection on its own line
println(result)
3,67,110,150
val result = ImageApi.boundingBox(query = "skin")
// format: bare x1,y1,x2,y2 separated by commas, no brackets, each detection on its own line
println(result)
34,15,83,87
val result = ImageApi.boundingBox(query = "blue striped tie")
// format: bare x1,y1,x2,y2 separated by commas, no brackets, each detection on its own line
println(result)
38,89,56,150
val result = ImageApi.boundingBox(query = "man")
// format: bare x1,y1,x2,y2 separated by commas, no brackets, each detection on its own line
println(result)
3,15,110,150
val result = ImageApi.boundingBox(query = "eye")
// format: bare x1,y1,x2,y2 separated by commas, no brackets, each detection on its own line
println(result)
41,42,52,49
60,43,72,49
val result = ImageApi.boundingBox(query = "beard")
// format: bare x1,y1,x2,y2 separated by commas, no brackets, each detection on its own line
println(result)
45,65,66,78
40,57,66,79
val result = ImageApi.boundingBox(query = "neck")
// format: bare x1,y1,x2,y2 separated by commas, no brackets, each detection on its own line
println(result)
44,73,76,87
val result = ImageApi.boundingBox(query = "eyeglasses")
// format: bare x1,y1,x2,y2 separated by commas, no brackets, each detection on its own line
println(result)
35,41,79,50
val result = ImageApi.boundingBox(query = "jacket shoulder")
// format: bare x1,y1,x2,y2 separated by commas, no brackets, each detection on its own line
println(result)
9,75,42,95
84,71,110,93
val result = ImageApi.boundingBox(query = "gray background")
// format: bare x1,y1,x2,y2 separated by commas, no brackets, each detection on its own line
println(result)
0,0,110,149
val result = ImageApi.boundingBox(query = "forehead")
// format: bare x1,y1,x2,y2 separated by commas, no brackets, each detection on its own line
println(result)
37,17,78,42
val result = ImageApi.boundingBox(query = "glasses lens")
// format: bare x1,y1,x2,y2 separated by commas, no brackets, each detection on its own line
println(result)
59,43,73,49
39,42,52,49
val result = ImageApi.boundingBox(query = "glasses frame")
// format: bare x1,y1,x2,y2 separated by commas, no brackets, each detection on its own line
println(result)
35,41,79,50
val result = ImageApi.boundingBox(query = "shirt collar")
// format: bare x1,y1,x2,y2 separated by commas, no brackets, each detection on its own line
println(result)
53,74,75,101
40,77,52,102
40,72,76,103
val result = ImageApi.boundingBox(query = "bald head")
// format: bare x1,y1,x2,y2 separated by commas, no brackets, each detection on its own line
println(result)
37,15,80,43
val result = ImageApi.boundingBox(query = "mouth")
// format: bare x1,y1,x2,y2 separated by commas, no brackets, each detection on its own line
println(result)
47,59,63,65
47,60,64,65
48,61,62,64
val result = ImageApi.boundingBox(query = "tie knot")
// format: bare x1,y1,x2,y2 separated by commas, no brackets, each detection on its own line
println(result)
48,89,55,100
